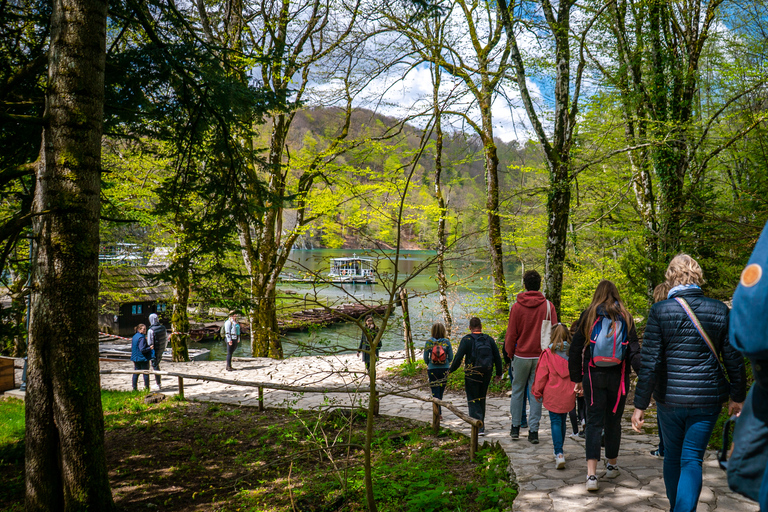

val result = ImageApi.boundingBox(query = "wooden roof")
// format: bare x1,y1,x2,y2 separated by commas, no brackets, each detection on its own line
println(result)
99,265,173,305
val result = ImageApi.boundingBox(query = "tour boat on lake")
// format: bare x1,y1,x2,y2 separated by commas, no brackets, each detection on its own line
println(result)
328,255,376,284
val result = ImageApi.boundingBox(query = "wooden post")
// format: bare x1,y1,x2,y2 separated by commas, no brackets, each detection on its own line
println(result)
432,403,440,434
470,423,479,460
177,376,184,400
399,288,414,363
258,386,264,411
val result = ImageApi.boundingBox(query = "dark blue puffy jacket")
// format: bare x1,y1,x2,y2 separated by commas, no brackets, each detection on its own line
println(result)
131,332,149,363
634,288,746,410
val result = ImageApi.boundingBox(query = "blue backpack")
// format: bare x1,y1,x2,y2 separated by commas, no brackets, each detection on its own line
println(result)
589,316,627,367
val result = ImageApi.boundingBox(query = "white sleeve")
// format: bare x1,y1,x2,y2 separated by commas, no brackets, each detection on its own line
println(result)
147,328,154,345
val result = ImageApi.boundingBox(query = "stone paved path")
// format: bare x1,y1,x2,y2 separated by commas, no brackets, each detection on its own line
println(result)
95,351,758,512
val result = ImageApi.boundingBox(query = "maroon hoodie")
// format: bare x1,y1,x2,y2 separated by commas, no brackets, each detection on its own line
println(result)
504,290,558,359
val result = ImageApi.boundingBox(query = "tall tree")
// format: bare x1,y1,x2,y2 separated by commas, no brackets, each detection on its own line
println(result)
25,0,113,509
497,0,596,314
383,0,512,311
600,0,768,293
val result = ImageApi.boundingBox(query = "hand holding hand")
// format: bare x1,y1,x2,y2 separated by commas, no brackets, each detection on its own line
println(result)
728,400,744,417
631,408,645,433
574,382,583,396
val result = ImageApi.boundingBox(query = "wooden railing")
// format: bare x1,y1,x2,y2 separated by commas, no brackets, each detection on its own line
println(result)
100,369,484,459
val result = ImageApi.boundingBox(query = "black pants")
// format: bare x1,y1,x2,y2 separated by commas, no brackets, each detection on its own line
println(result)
133,361,149,390
583,369,626,461
428,368,449,414
151,340,166,386
226,340,238,369
465,367,492,425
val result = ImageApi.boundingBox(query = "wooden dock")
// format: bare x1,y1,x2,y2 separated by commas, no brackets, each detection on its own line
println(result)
186,302,389,342
278,302,388,331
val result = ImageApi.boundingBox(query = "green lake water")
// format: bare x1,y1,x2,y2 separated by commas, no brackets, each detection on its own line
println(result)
190,248,521,360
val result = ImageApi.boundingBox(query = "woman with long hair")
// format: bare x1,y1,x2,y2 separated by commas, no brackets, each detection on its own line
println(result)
632,255,746,512
423,322,454,418
569,280,642,492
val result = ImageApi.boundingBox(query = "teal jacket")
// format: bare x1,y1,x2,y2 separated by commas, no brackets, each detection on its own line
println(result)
423,337,454,370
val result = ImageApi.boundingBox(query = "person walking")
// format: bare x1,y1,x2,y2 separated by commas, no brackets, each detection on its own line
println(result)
449,317,503,435
532,323,577,470
423,322,454,417
632,254,746,512
505,269,558,443
569,280,641,492
130,323,151,391
224,311,240,371
147,313,167,389
357,315,380,371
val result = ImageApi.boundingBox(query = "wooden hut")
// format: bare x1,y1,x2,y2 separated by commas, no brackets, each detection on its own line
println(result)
99,266,173,337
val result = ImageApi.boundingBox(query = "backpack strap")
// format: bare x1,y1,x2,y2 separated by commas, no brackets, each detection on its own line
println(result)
674,297,730,382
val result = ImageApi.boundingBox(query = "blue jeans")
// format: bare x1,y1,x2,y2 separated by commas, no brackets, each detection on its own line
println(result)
549,411,567,455
657,403,721,512
132,361,149,390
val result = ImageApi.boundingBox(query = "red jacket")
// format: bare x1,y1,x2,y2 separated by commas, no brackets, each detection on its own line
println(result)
532,348,576,414
504,291,558,359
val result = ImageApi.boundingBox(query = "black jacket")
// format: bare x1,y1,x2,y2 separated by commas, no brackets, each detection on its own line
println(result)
568,308,642,386
449,332,503,377
634,288,747,410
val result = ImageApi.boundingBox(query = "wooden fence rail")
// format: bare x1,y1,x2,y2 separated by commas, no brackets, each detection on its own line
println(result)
101,369,483,459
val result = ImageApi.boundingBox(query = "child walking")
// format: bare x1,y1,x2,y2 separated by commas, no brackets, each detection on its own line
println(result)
533,324,577,469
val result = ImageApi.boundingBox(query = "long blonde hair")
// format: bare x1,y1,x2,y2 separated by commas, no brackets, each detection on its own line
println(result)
550,324,571,352
581,280,634,337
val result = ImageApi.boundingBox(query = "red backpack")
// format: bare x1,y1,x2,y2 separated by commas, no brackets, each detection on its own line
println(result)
431,343,447,365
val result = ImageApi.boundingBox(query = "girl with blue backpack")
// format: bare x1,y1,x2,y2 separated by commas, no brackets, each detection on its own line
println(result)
569,280,642,492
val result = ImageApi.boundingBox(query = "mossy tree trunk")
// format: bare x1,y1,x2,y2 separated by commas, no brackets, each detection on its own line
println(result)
25,0,113,509
170,251,191,362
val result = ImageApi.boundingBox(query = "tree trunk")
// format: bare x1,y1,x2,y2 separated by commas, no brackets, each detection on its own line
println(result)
480,100,508,312
170,255,191,362
543,162,571,314
432,94,452,335
251,284,281,359
25,0,112,509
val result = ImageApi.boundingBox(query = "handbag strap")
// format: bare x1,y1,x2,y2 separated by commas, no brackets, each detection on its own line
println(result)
674,297,729,382
544,299,550,322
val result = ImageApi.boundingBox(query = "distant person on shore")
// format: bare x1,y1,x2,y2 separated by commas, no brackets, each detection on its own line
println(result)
224,311,240,371
423,322,454,418
130,324,151,391
449,317,503,436
533,323,577,470
505,269,558,444
147,313,167,389
632,255,745,511
357,315,380,371
569,280,641,492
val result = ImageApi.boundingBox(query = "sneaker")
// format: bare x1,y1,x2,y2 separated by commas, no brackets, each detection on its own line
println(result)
578,431,586,439
650,448,663,459
586,475,599,492
555,454,566,469
528,431,539,444
521,419,528,429
569,432,580,440
605,462,620,479
478,428,486,436
509,425,520,440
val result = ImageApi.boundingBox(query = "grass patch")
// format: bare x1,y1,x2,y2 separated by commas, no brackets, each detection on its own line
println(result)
0,391,516,511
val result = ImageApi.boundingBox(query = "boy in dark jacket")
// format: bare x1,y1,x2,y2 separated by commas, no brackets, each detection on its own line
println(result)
449,317,503,435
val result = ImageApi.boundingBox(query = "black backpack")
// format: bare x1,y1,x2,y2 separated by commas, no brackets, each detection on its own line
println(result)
471,333,494,369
